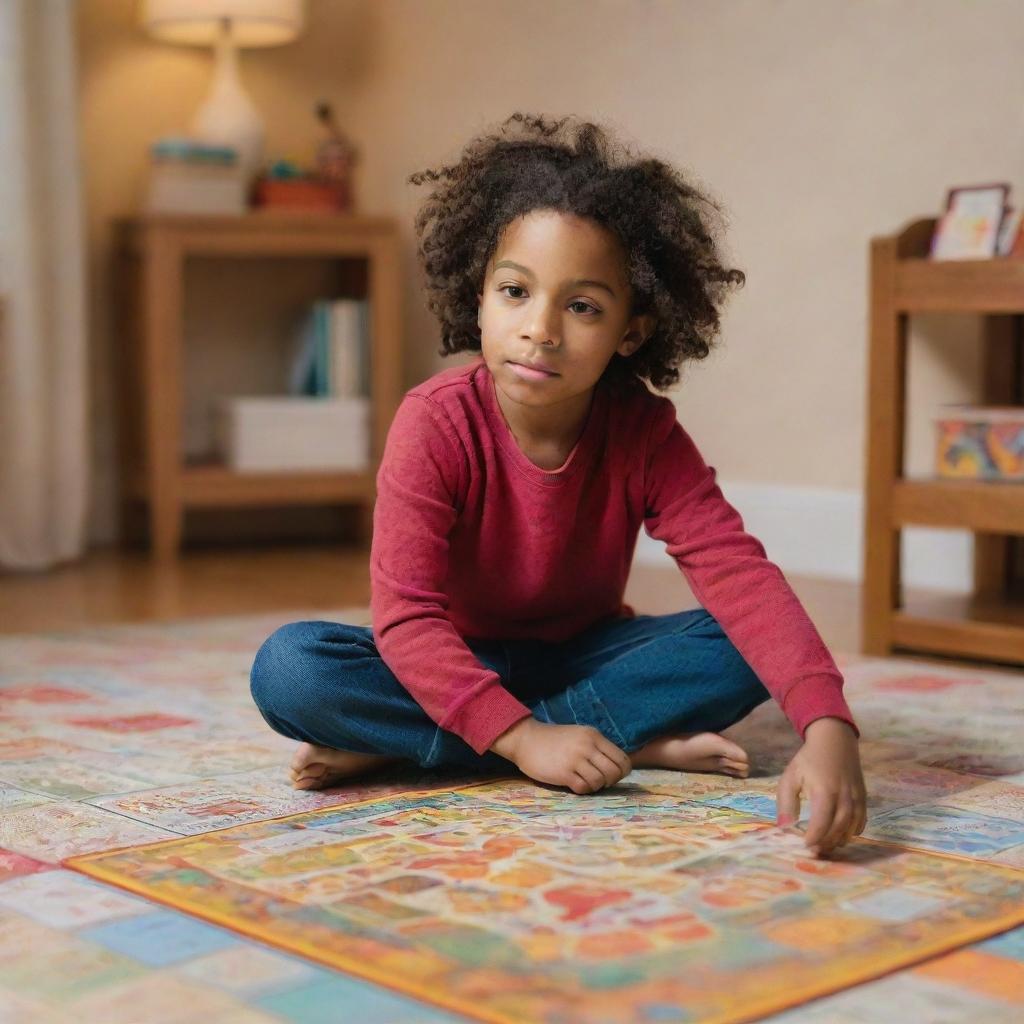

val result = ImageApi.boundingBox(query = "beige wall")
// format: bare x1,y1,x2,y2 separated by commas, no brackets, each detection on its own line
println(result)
78,0,1019,548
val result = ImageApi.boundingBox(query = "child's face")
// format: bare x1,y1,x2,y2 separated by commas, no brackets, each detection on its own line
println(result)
476,209,654,405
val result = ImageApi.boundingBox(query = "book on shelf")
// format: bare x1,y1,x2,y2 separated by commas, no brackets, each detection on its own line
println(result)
287,298,371,398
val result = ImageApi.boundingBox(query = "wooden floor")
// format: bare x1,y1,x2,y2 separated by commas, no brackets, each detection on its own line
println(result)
0,540,948,656
1,541,1010,676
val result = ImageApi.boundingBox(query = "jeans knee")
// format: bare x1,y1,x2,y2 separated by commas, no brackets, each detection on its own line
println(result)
249,620,374,717
716,634,771,706
249,621,319,714
690,614,769,701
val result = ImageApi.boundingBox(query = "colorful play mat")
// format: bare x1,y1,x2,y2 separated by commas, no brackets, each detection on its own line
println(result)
1,608,1023,1022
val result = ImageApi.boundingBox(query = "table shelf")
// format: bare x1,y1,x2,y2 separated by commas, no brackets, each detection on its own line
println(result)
126,460,377,508
114,212,402,558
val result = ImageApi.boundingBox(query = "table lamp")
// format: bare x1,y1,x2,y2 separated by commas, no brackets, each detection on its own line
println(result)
140,0,306,179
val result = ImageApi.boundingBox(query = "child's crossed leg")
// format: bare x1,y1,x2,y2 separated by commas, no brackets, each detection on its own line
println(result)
253,608,768,792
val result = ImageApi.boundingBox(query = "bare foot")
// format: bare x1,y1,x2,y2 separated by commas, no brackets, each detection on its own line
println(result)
289,742,402,790
630,731,750,778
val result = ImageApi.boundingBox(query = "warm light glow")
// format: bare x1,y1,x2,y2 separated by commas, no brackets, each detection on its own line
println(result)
139,0,305,47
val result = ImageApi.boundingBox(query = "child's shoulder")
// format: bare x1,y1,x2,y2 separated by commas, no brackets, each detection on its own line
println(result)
397,358,676,441
390,359,491,449
609,375,677,424
405,359,482,405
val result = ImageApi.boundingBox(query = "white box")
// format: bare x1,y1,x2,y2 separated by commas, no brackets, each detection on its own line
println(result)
215,396,370,472
145,162,247,215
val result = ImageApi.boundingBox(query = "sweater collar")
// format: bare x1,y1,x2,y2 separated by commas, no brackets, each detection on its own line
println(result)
475,357,605,485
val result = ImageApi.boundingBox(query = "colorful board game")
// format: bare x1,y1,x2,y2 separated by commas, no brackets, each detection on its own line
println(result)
66,778,1024,1024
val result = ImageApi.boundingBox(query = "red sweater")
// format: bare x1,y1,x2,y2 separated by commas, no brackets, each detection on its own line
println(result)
370,357,859,757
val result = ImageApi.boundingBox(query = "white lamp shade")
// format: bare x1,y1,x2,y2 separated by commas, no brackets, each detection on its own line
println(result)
140,0,305,47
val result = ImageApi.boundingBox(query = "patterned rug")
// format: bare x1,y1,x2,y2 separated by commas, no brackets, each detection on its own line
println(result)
1,608,1023,1023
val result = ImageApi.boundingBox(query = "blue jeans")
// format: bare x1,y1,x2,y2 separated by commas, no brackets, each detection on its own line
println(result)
249,608,771,773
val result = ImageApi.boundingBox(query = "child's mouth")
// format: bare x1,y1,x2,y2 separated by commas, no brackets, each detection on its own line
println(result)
508,361,559,381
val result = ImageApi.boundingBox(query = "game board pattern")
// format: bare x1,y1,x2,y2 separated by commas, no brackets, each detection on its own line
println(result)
67,778,1024,1024
0,608,1022,1023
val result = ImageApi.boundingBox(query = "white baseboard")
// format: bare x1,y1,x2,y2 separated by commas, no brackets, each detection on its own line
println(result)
632,480,974,594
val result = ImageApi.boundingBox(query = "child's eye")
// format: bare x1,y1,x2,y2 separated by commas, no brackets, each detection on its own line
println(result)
498,285,599,316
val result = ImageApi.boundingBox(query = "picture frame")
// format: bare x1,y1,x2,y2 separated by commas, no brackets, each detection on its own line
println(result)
930,182,1011,260
944,182,1010,214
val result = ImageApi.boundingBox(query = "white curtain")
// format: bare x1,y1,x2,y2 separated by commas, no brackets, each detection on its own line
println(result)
0,0,88,570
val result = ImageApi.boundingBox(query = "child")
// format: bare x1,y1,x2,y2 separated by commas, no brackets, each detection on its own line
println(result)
250,113,867,857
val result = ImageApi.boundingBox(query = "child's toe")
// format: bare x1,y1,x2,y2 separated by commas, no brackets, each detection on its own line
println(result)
291,762,325,779
721,740,748,762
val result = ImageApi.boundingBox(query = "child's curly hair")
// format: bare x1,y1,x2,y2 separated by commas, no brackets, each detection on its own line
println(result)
407,112,745,392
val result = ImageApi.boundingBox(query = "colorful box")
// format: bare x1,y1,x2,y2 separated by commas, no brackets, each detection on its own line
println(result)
934,404,1024,480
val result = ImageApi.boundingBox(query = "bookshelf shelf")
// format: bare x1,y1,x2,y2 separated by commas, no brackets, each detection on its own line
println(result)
863,216,1024,666
114,212,402,559
893,477,1024,533
126,461,376,508
894,257,1024,312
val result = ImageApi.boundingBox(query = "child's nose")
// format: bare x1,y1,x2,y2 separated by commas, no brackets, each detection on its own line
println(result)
521,321,561,347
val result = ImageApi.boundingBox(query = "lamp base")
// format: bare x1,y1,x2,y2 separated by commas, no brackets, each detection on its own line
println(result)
190,22,264,181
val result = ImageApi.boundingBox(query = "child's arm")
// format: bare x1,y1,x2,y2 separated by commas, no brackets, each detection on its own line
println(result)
642,395,859,738
370,395,534,756
642,396,865,853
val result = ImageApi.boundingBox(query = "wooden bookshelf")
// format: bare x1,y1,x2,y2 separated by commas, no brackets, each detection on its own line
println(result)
863,216,1024,666
113,212,402,560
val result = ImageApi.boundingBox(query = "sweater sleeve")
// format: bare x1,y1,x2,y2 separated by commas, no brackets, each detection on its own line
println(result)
642,397,859,741
370,394,534,756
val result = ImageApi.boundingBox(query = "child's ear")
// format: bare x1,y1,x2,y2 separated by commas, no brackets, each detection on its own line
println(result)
618,314,657,357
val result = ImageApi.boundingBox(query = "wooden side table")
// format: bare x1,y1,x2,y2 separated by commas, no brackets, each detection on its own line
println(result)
113,212,403,560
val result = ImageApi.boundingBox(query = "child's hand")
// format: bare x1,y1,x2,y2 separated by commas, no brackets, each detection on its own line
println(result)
512,721,632,794
775,717,867,857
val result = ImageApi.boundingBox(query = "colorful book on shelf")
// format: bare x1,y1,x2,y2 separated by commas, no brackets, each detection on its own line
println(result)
286,299,370,398
287,308,318,395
